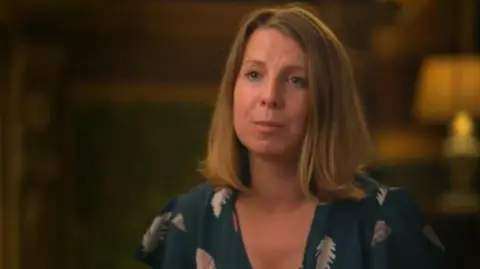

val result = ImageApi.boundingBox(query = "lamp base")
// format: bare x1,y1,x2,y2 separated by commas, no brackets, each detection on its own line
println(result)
439,110,479,214
438,191,480,214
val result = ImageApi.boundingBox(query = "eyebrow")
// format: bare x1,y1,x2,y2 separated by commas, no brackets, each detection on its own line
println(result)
242,59,306,71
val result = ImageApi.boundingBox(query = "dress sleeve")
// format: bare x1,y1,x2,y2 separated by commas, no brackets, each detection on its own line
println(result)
133,196,194,269
363,187,445,269
134,183,214,268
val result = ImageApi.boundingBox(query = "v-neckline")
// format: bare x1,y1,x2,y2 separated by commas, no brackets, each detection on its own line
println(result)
230,191,331,269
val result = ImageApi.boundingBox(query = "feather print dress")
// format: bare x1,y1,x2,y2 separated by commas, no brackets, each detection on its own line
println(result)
134,175,444,269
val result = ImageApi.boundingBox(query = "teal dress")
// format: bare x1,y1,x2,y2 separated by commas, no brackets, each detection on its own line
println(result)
134,175,444,268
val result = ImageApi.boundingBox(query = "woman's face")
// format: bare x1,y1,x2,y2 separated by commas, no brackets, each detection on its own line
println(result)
233,28,310,158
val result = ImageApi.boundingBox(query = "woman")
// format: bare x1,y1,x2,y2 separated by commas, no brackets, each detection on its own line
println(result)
135,4,444,269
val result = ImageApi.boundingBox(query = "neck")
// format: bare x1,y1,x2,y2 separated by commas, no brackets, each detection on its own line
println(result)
245,153,306,206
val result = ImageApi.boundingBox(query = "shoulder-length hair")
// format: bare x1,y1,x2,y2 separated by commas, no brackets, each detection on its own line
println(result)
199,4,371,201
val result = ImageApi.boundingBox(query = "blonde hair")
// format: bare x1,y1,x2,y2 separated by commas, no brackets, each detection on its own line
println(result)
199,4,371,201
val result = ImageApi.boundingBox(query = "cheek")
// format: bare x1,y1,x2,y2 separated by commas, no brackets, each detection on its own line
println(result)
233,86,250,131
291,112,308,135
233,83,256,116
288,97,310,135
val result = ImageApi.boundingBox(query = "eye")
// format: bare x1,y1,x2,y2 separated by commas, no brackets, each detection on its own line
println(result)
245,71,262,81
288,76,308,88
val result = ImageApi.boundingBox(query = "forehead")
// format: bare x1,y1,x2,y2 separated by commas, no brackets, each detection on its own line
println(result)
243,28,305,65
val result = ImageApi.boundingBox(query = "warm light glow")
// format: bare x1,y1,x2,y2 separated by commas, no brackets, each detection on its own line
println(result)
414,55,480,123
452,110,474,137
443,110,479,157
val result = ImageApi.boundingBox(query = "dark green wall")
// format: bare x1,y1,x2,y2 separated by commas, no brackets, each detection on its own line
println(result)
72,102,212,269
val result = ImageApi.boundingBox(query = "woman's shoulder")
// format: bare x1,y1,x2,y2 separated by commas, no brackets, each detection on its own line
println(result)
329,174,445,267
348,174,427,214
134,182,221,266
143,182,234,230
328,174,418,220
352,174,433,228
174,182,216,209
349,175,441,241
173,182,235,216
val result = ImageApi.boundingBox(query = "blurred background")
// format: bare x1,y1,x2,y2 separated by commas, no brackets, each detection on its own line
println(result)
0,0,479,268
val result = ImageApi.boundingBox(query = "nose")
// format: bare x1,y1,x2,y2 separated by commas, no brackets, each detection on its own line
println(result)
259,79,284,109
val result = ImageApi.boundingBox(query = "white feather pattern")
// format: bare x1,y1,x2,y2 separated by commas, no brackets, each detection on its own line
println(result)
196,248,216,269
141,212,172,252
211,188,233,218
172,213,186,232
423,224,445,251
315,236,336,269
371,220,392,246
376,187,388,206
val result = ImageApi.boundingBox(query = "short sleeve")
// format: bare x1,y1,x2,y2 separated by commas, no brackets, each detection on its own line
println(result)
363,187,445,269
134,184,213,268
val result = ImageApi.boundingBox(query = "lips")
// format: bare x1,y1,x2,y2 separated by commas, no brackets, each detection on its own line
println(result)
254,121,283,127
253,120,284,132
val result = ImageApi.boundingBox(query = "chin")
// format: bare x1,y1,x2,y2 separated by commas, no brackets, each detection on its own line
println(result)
249,147,285,156
243,140,290,157
236,132,299,158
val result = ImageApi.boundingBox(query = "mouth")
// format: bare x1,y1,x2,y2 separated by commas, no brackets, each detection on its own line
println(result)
253,120,285,129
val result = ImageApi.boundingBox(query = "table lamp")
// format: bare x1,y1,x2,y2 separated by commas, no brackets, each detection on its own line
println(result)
414,55,480,214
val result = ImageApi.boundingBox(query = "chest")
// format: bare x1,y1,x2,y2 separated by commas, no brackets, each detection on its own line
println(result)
235,205,315,269
241,229,307,269
196,203,367,269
